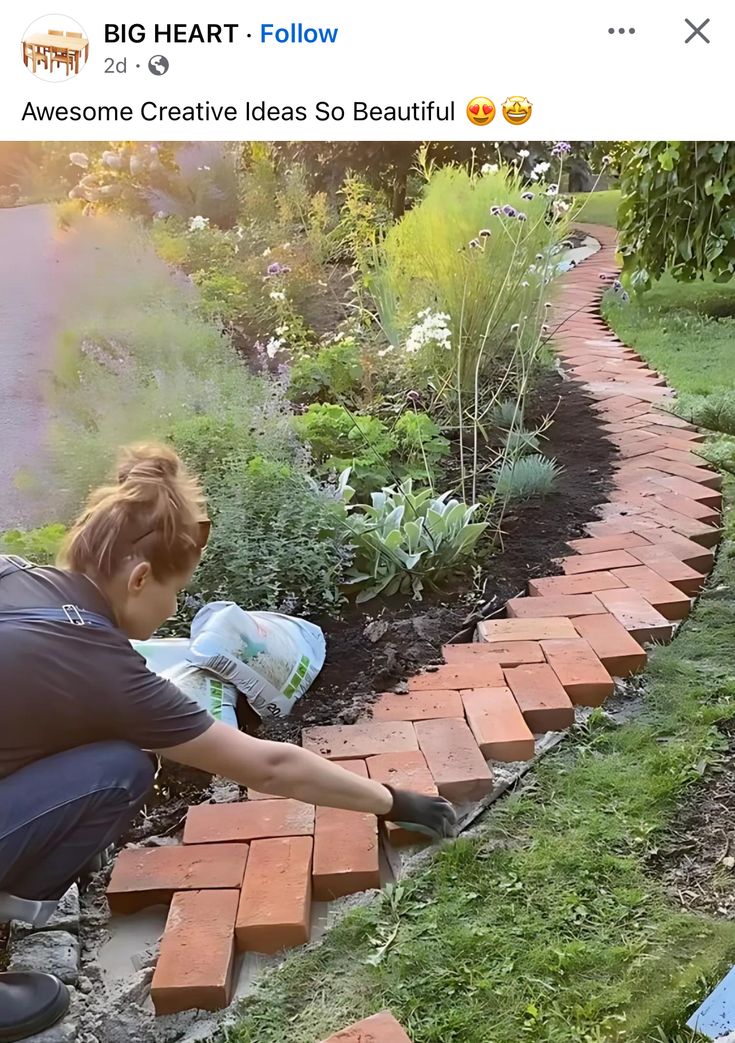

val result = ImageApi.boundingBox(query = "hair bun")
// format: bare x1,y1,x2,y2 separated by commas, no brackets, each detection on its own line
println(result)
117,443,181,486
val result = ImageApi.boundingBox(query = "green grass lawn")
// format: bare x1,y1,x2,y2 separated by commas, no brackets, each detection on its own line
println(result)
605,276,735,396
572,189,621,229
225,537,735,1043
222,239,735,1043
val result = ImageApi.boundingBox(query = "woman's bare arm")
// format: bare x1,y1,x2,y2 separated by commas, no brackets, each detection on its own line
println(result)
157,721,393,814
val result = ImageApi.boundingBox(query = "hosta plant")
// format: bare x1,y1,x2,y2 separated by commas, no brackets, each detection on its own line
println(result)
340,475,487,602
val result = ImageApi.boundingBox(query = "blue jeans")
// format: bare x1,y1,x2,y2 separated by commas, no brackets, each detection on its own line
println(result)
0,743,154,902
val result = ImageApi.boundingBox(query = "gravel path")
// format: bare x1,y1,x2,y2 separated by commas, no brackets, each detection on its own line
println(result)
0,204,60,530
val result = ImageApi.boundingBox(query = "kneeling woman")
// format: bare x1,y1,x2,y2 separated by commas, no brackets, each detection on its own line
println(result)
0,444,455,1042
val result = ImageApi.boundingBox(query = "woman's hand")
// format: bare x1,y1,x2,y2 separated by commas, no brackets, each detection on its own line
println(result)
380,787,457,840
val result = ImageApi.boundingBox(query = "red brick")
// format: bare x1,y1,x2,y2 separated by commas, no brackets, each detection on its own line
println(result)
627,546,705,595
627,455,721,488
561,550,641,574
566,534,653,555
461,687,535,761
610,565,691,621
183,800,314,846
529,572,625,597
540,639,614,706
441,641,545,666
150,890,238,1015
301,721,418,760
414,718,493,802
591,588,673,644
503,664,575,732
320,1010,413,1043
632,531,714,572
506,594,605,618
312,761,379,900
367,750,438,847
236,837,313,954
646,491,721,526
654,476,722,510
572,614,646,675
371,690,463,722
408,662,504,691
637,426,704,443
478,617,578,642
107,844,248,914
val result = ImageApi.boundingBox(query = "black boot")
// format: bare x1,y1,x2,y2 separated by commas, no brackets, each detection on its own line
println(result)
0,972,69,1041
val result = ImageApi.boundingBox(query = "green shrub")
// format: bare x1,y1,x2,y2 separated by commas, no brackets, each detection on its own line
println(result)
342,479,487,602
1,524,67,565
393,412,451,477
193,455,352,616
293,404,396,494
490,397,526,430
491,455,562,500
287,337,365,403
502,428,542,455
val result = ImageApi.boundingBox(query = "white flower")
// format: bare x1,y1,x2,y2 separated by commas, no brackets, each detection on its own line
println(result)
533,161,551,176
518,149,530,159
377,346,395,358
481,162,499,175
188,215,209,231
546,184,560,197
262,247,272,257
154,211,167,220
554,199,571,212
269,290,286,302
69,152,89,168
275,324,289,336
234,226,245,239
265,337,284,359
521,281,529,288
282,242,292,249
405,309,452,354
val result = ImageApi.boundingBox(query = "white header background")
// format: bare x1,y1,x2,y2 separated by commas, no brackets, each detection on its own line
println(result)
2,0,734,139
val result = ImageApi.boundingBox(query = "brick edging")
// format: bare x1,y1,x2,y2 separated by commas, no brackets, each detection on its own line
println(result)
106,226,724,1024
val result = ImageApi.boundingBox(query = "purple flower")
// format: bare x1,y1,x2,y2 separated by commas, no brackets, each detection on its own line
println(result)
490,205,502,216
502,204,517,217
521,191,534,200
469,238,481,249
266,261,291,276
516,212,528,221
551,141,572,157
406,390,422,405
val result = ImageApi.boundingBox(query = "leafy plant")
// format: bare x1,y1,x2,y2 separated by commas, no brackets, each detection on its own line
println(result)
698,437,735,476
193,455,352,617
393,411,451,479
293,403,395,494
617,142,735,288
287,337,365,403
342,478,487,602
0,524,67,565
491,454,562,500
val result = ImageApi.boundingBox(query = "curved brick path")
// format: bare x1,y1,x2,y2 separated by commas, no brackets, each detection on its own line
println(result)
105,225,723,1034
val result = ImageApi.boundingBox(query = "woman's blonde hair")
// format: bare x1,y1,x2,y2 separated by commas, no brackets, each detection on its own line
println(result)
58,443,209,580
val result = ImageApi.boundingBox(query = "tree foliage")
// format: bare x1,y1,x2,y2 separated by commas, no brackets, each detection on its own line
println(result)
617,141,735,288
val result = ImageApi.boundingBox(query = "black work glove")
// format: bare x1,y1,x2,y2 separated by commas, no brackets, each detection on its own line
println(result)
379,786,458,841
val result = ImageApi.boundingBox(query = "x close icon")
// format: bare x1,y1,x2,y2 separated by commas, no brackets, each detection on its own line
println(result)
685,17,711,43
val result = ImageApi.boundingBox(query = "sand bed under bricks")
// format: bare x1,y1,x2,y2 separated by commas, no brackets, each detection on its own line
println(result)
98,224,725,1040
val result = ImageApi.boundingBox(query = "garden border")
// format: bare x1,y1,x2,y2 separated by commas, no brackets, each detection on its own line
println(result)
52,223,723,1039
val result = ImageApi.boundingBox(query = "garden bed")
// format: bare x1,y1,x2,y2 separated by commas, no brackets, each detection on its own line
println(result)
254,370,616,744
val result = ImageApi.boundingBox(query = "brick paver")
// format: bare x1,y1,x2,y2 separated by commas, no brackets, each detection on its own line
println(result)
236,836,313,954
504,664,575,732
320,1010,413,1042
312,761,380,899
461,687,535,761
183,799,314,846
414,718,493,802
150,890,239,1014
107,844,249,914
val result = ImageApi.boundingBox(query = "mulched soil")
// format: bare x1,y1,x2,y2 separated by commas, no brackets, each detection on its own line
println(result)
652,720,735,918
257,369,617,744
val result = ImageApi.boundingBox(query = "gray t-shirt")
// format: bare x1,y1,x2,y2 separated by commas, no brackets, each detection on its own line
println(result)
0,564,214,779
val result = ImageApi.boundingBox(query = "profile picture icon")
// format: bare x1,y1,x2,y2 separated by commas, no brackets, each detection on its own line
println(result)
22,14,89,81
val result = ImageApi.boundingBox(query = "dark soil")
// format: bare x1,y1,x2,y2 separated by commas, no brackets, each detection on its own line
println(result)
258,370,617,744
651,720,735,918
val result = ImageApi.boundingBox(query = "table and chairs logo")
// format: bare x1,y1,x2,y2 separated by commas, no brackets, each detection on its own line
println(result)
22,14,89,81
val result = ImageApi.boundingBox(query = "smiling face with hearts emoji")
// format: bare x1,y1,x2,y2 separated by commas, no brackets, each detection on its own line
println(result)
466,96,496,126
